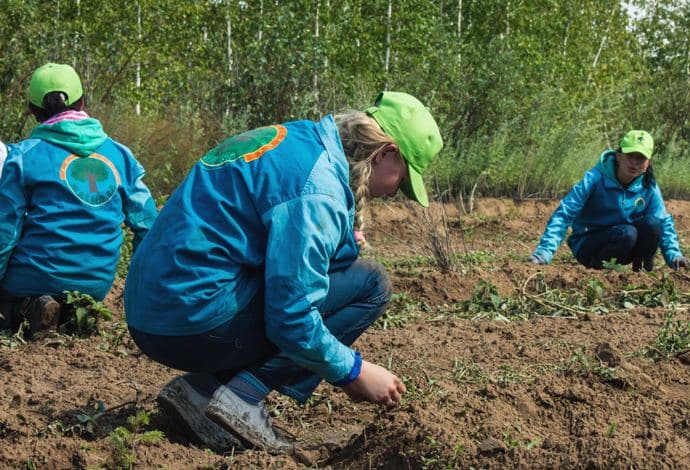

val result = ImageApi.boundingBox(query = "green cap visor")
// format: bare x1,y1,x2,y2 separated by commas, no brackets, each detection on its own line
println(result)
619,130,654,159
366,91,443,207
29,63,83,108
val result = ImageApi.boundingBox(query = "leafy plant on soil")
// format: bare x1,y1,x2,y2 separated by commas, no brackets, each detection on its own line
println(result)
374,292,428,330
616,274,680,308
116,227,134,280
601,258,626,272
447,274,689,322
76,399,108,437
566,349,618,382
0,320,28,349
61,291,114,337
109,410,164,469
640,309,690,359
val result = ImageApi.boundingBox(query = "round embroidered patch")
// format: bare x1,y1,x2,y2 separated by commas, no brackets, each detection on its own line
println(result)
201,125,287,167
60,154,121,207
633,197,646,210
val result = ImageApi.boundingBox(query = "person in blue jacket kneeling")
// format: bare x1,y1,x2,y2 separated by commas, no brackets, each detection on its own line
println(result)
124,92,443,453
529,130,688,271
0,63,157,336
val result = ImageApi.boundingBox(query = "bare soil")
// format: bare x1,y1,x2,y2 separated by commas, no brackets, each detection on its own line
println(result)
1,198,689,469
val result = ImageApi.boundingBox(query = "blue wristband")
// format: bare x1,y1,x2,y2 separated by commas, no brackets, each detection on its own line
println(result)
332,351,362,386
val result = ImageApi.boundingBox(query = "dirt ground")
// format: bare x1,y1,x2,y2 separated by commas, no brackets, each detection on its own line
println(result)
1,198,689,469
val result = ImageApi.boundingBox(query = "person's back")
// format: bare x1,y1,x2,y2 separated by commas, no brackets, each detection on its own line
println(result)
0,63,157,336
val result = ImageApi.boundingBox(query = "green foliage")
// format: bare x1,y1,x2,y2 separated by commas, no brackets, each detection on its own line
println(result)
605,421,618,438
601,258,626,272
0,1,688,198
109,410,164,470
448,274,689,322
116,227,134,280
76,399,107,437
617,274,680,308
61,291,114,337
374,292,428,330
641,310,690,359
567,349,618,382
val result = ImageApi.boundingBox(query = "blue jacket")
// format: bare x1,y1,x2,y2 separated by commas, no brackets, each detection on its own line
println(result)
533,151,682,266
124,115,361,384
0,118,157,300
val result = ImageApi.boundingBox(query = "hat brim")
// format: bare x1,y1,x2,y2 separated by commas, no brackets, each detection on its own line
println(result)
620,146,651,159
400,164,429,207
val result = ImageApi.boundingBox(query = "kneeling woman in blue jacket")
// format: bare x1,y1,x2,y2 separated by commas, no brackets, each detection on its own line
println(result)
124,92,443,453
529,130,688,271
0,63,157,336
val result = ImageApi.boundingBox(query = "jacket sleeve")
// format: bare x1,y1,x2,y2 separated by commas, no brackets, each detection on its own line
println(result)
0,151,27,279
120,153,157,251
533,170,597,263
646,184,682,266
261,193,356,384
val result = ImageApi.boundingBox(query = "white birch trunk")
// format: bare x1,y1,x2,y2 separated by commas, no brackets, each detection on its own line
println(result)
227,0,233,73
457,0,462,37
313,1,320,91
258,0,263,42
135,2,141,116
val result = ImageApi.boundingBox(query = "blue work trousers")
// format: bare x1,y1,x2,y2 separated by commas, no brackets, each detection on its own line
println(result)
129,258,392,403
570,220,661,269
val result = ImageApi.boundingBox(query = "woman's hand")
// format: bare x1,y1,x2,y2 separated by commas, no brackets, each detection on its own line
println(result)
673,256,690,270
342,360,406,407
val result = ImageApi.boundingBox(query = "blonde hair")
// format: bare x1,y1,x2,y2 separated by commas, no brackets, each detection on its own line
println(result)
335,111,396,241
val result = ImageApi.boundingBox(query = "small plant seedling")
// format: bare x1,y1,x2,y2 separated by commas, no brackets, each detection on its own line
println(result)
602,258,626,272
640,310,690,359
61,291,114,337
76,399,107,436
605,421,617,438
109,410,164,469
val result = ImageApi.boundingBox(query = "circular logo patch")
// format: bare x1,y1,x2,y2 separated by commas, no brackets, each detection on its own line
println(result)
201,125,287,167
60,154,120,207
633,197,646,210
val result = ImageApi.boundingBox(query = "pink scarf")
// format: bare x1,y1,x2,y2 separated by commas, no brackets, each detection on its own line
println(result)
42,110,90,125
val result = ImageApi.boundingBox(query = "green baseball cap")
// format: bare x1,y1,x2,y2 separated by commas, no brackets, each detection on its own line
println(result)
620,130,654,159
366,91,443,207
29,63,83,108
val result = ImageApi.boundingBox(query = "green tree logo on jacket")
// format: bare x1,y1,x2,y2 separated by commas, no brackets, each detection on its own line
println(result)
60,154,121,207
201,125,287,167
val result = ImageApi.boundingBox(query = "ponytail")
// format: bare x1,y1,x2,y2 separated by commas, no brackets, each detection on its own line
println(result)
642,164,655,189
28,92,84,123
335,112,396,245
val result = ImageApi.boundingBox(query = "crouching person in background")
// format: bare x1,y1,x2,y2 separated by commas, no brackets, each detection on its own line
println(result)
124,92,443,453
0,63,157,337
528,130,689,272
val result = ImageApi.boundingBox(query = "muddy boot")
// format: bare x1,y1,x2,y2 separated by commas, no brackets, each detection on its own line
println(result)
0,299,17,332
157,373,244,453
206,386,293,454
24,295,61,337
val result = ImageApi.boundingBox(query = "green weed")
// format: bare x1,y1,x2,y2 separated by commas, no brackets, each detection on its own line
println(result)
566,349,618,382
109,410,164,469
116,227,134,280
61,291,114,337
451,359,490,385
605,421,618,438
602,258,626,272
374,292,428,330
640,310,690,359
